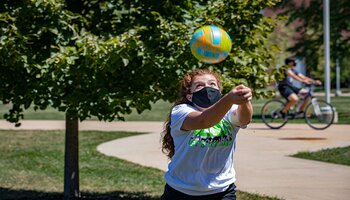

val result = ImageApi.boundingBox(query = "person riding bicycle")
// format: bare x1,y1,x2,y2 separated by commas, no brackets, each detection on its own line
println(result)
278,57,321,119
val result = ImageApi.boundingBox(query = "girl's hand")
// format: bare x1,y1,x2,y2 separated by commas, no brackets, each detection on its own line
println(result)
228,85,252,105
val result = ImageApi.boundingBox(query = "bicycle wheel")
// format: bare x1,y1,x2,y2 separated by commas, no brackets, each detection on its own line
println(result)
304,99,334,130
261,99,288,129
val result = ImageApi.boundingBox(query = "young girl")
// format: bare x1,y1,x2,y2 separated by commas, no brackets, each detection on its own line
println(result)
161,68,253,200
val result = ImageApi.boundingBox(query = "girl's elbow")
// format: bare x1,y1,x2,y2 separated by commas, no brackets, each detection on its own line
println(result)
239,118,252,126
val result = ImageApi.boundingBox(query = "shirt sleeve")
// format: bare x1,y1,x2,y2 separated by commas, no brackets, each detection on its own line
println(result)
170,104,197,134
226,104,248,129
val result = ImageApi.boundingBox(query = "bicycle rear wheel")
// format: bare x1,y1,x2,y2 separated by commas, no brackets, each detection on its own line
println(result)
304,99,334,130
261,99,288,129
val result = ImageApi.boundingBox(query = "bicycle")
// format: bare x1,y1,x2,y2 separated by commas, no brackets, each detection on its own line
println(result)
261,85,335,130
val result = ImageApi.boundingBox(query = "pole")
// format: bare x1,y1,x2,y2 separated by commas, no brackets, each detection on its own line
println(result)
323,0,331,103
336,57,341,96
335,40,341,96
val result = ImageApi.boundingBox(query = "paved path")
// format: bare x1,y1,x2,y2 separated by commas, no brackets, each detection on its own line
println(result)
1,120,350,200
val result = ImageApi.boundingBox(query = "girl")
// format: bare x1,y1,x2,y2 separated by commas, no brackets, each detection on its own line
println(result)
161,68,253,200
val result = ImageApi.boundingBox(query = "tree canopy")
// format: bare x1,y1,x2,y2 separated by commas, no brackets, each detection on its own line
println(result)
1,0,281,125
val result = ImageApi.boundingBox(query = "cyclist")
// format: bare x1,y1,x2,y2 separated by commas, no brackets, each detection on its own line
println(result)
278,57,321,119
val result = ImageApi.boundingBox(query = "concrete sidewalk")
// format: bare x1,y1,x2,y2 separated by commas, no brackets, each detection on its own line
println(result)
1,120,350,200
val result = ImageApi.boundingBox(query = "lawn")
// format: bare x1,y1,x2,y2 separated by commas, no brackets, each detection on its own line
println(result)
1,95,349,124
0,130,280,200
292,146,350,166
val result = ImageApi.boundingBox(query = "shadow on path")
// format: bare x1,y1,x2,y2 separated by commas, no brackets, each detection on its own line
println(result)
278,137,327,141
0,187,159,200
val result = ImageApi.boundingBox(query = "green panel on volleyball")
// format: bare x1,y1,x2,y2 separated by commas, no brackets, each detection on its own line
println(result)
190,25,232,64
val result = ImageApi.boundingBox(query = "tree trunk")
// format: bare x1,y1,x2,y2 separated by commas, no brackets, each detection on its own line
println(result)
64,114,80,198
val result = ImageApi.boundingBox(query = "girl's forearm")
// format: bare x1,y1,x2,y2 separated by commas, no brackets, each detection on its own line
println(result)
237,101,253,125
198,93,235,128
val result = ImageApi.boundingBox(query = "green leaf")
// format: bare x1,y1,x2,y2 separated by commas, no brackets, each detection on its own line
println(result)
122,58,129,66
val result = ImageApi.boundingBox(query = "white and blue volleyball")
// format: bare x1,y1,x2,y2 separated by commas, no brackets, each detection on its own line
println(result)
190,25,232,64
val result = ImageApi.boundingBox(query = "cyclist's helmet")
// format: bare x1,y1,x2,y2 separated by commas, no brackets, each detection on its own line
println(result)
285,57,296,66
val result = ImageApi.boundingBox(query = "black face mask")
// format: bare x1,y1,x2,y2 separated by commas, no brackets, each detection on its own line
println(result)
191,87,221,108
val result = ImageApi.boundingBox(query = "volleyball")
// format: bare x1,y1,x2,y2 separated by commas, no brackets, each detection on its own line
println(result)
190,25,232,64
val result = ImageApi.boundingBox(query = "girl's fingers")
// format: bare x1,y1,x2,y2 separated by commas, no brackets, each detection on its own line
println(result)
236,89,250,95
230,86,252,104
235,85,246,90
243,92,252,98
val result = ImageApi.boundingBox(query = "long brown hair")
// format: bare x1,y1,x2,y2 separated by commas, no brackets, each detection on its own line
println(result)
161,68,222,159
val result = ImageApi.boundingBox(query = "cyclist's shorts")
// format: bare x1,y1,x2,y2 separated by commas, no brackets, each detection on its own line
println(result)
278,84,301,100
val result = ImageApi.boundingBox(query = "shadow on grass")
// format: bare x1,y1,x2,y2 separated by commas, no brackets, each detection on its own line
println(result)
0,187,159,200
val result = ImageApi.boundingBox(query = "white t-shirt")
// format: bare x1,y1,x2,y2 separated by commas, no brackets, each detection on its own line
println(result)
164,103,242,196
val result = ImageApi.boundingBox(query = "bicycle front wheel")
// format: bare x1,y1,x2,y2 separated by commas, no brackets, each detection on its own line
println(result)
304,99,334,130
261,99,288,129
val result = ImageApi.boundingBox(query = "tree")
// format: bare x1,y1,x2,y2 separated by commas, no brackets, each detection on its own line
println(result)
0,0,281,197
275,0,350,87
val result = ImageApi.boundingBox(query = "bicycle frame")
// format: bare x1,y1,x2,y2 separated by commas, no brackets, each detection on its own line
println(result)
302,85,322,117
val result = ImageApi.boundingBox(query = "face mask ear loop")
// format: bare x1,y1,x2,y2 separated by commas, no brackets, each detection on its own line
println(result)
185,90,194,106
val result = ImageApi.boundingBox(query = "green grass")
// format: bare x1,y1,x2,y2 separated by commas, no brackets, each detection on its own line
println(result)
331,96,350,123
0,103,66,120
0,130,279,200
124,100,172,121
292,146,350,166
0,101,173,121
1,95,349,124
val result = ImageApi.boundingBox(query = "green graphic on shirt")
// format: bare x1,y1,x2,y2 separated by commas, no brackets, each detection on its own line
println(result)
188,119,233,148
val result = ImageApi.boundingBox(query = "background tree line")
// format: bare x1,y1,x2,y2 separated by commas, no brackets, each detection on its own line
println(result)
273,0,350,88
